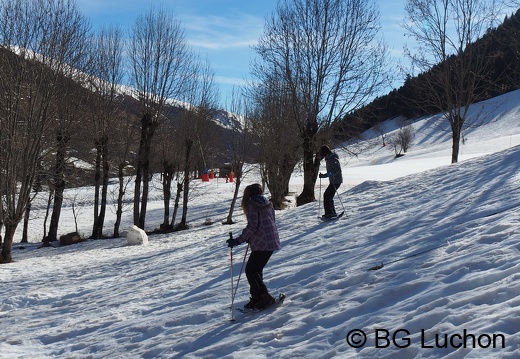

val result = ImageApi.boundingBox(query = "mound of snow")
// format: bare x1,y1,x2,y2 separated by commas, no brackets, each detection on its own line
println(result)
126,225,149,246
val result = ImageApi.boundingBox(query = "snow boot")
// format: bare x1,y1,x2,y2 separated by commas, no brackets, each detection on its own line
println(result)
255,293,275,310
244,297,259,310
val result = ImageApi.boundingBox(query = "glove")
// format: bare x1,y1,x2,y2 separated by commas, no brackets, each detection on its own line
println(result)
319,172,328,178
226,234,240,248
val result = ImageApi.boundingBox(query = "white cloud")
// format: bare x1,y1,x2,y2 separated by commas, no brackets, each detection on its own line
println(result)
214,75,248,86
183,12,265,50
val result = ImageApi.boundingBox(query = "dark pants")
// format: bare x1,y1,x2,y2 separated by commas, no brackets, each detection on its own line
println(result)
245,251,273,299
324,183,340,215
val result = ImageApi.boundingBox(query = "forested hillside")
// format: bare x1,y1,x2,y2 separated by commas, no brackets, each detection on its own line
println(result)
335,8,520,140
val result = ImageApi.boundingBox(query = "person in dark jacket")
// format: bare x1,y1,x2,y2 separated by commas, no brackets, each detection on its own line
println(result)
318,145,343,218
227,183,281,310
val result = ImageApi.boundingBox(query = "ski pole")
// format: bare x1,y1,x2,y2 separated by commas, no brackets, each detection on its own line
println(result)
229,232,235,322
332,181,346,213
318,176,322,217
232,243,249,303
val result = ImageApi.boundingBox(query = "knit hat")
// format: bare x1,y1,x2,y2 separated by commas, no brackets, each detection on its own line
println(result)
319,145,332,157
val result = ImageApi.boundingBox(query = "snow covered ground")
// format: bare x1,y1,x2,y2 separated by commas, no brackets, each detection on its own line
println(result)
2,90,520,358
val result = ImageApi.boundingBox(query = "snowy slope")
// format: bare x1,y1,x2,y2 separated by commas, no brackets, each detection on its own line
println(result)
2,90,520,358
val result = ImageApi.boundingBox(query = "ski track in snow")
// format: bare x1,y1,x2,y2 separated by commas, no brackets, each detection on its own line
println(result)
2,90,520,358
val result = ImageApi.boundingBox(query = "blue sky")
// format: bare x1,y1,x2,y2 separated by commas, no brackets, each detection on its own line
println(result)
76,0,407,106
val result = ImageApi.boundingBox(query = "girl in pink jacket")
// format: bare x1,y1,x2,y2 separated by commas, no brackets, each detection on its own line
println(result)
227,183,281,310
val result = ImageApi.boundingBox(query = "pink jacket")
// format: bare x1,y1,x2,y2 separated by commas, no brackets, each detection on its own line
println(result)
236,195,281,251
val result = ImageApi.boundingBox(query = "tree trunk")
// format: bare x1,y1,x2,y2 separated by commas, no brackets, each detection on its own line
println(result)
139,167,150,229
171,182,182,228
134,113,158,229
451,115,463,163
21,202,30,243
97,140,110,237
0,224,16,263
113,164,125,238
43,190,53,239
296,128,320,206
161,163,174,231
47,179,65,242
179,139,193,229
46,132,69,243
92,143,109,239
267,153,296,209
180,173,190,229
91,140,102,238
224,176,241,225
133,166,142,226
0,206,3,246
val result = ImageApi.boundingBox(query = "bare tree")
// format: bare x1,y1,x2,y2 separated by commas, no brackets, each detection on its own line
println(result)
249,73,302,209
176,58,218,230
403,0,506,163
88,25,125,239
373,122,387,147
0,0,90,262
110,109,140,238
387,124,415,157
222,88,256,225
129,6,191,229
154,119,181,231
45,15,91,244
253,0,389,206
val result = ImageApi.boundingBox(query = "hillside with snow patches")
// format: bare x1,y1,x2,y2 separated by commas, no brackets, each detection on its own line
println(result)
2,90,520,358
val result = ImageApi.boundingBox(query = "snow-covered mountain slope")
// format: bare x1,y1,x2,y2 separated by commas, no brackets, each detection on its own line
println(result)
2,90,520,358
